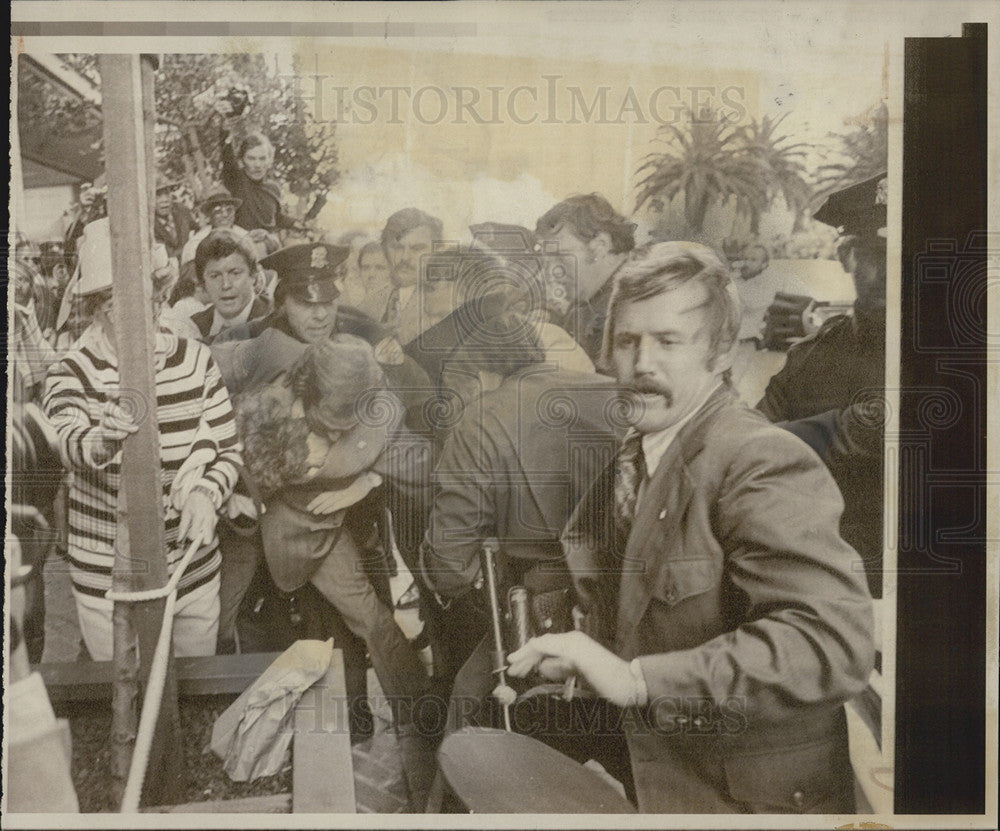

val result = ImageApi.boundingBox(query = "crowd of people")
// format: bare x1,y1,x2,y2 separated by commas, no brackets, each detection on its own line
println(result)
8,113,888,813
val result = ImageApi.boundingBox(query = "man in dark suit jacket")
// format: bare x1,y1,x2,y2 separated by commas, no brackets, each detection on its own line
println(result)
153,179,193,262
420,349,620,679
189,229,270,343
505,241,874,814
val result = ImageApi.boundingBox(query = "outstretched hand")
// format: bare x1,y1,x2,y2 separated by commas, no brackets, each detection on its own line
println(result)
507,631,639,707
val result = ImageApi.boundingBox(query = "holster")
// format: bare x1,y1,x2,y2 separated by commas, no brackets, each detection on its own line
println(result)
501,561,575,653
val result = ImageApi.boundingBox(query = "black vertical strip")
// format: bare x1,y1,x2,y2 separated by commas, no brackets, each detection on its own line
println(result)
898,23,987,813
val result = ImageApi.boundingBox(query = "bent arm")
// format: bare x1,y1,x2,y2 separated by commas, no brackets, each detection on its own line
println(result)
636,433,875,725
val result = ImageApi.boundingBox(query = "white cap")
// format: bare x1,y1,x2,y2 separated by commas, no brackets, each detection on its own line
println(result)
57,220,171,330
73,217,114,297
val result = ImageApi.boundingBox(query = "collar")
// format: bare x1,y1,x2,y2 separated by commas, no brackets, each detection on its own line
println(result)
209,296,257,336
399,285,417,307
580,259,624,313
633,382,725,487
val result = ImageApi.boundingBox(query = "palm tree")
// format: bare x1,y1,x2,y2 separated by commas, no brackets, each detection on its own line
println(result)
814,102,888,198
738,113,815,233
634,110,763,236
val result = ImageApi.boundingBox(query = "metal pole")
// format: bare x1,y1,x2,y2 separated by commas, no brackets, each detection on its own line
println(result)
481,538,513,731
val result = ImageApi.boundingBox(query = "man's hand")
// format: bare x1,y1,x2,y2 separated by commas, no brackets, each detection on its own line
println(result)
507,631,639,707
177,487,218,547
90,398,140,465
307,472,383,514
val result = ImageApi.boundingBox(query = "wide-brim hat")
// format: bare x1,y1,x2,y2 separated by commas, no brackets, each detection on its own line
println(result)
57,219,174,330
156,177,182,194
263,242,350,304
73,217,115,296
199,185,242,211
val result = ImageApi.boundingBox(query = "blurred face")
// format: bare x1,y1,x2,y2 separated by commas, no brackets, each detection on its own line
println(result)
844,244,887,315
543,225,618,305
201,252,255,320
155,191,173,216
207,202,237,229
611,282,724,435
739,247,768,280
385,225,434,289
284,294,339,344
422,275,458,320
358,248,390,286
241,144,272,182
90,292,117,348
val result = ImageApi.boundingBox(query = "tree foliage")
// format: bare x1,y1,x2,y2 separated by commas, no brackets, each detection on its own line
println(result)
154,53,339,206
635,112,761,235
737,113,814,233
25,53,339,217
814,102,888,197
634,110,815,237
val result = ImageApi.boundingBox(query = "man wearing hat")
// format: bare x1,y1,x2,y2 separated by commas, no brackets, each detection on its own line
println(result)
210,241,386,393
756,172,887,598
42,218,245,660
180,184,250,269
153,178,194,262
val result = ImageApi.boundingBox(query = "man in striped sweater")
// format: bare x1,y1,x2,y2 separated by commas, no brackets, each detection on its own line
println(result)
42,219,243,660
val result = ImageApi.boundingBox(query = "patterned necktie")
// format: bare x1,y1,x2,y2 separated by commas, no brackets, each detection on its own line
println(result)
382,286,402,330
614,431,646,536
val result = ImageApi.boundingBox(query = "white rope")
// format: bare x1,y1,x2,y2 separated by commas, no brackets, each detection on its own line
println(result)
105,537,201,603
114,537,202,813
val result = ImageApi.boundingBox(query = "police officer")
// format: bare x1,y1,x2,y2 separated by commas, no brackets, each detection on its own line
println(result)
757,172,888,597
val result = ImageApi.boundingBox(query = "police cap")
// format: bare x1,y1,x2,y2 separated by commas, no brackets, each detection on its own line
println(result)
813,172,888,237
262,242,349,304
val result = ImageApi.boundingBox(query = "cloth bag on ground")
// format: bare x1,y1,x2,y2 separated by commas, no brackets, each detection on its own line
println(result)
210,638,333,781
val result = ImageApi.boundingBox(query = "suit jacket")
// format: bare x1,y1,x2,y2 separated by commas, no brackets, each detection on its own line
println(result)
153,203,194,262
563,386,874,814
372,284,435,347
190,295,270,342
421,364,620,597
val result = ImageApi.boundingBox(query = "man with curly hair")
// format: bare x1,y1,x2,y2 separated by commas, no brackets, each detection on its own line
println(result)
535,193,636,366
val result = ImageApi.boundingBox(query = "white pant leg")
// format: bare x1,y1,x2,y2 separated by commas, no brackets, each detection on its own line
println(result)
171,575,220,658
73,588,115,661
73,574,219,661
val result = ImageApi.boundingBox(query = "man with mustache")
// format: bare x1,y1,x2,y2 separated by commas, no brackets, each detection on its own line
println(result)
377,207,445,348
757,173,888,598
500,241,874,813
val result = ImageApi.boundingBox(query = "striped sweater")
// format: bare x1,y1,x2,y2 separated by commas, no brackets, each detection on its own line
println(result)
42,326,243,599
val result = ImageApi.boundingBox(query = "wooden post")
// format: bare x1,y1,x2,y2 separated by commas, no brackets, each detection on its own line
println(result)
98,53,183,808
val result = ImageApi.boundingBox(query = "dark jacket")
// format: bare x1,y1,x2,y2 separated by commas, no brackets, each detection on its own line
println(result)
757,310,886,597
190,295,270,342
221,131,297,233
153,203,194,262
420,364,620,597
564,386,874,813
